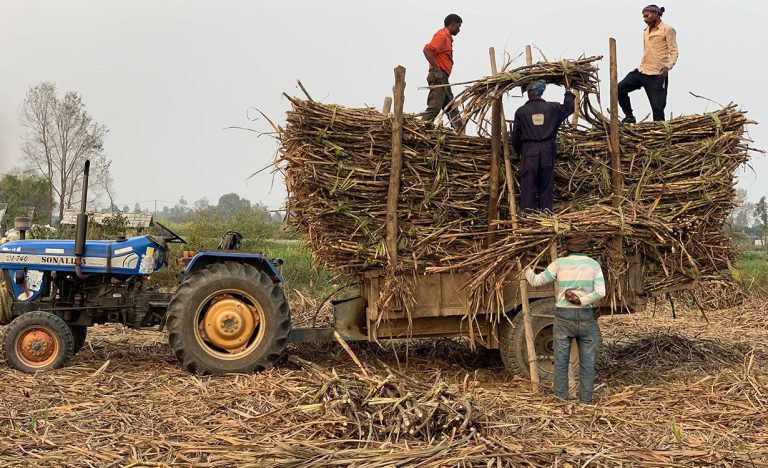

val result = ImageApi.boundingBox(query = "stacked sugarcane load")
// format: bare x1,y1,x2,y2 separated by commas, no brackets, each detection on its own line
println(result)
279,56,759,313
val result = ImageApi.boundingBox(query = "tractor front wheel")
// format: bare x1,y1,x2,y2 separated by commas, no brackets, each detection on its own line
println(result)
166,262,291,375
2,311,75,373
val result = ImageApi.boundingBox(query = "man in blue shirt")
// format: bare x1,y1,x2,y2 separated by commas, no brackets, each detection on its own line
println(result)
510,80,575,213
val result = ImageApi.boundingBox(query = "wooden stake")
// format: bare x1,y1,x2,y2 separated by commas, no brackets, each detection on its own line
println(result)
609,38,624,309
386,66,406,266
489,49,517,216
487,45,540,385
517,45,541,384
609,38,622,209
488,49,501,246
382,96,392,114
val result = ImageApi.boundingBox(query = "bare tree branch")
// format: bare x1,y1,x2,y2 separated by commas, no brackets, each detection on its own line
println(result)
19,82,111,225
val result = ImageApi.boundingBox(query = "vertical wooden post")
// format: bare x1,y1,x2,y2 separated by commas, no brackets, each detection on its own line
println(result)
488,46,539,385
609,38,622,208
609,38,624,310
555,48,592,393
382,96,392,114
519,45,541,384
567,57,583,390
386,66,406,266
488,49,501,246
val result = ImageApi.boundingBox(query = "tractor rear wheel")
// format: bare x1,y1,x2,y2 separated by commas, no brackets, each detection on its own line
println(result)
166,262,291,375
499,298,556,381
2,311,75,373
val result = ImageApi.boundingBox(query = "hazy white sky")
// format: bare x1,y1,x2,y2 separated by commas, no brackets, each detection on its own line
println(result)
1,0,766,212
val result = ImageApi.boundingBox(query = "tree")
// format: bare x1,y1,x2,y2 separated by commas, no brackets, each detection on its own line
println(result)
133,203,142,213
755,196,768,245
216,193,251,219
728,189,756,246
160,197,192,223
0,174,53,227
193,197,210,209
20,82,111,225
121,205,130,213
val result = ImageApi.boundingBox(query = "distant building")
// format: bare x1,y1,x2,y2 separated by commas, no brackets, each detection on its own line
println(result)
60,210,154,232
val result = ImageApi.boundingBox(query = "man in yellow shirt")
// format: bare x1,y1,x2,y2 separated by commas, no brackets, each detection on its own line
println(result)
618,5,678,123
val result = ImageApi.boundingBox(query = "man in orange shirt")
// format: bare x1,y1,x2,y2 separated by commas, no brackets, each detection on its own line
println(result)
422,14,463,130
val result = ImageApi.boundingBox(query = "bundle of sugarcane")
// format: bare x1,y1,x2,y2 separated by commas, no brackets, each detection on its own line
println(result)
449,56,602,130
290,357,480,442
279,56,757,311
427,205,687,313
282,96,498,273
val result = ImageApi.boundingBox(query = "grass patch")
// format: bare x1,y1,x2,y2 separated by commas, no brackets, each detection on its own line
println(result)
736,250,768,290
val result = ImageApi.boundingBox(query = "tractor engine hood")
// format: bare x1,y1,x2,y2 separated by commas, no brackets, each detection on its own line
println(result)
0,236,165,277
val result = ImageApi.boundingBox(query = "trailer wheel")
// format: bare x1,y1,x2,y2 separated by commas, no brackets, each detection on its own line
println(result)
70,326,88,354
499,298,556,381
166,262,291,375
2,311,75,373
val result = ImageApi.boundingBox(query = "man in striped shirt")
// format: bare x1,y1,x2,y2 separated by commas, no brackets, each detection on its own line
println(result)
524,233,606,404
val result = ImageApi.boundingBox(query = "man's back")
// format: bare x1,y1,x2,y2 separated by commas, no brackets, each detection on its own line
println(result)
511,92,574,155
514,96,573,141
525,252,606,309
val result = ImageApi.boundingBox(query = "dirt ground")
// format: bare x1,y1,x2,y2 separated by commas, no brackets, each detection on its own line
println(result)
1,298,766,467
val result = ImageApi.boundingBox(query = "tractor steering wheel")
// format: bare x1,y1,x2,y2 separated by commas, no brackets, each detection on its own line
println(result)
154,221,187,244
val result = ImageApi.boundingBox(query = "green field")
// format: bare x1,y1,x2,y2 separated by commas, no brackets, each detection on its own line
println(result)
736,249,768,291
153,235,347,299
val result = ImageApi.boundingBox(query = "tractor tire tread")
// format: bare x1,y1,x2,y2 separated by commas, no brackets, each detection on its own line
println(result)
1,311,75,373
166,261,290,375
499,298,556,381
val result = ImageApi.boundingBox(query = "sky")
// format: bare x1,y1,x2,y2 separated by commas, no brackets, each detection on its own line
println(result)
0,0,766,213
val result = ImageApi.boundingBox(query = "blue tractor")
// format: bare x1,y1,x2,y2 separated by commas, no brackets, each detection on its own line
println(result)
0,162,290,374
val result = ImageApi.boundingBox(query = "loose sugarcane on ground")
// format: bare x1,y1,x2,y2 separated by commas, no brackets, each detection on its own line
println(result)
1,295,766,466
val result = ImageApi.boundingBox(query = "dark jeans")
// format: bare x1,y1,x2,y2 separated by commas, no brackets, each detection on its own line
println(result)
553,307,601,403
520,140,555,213
423,69,463,130
618,69,668,121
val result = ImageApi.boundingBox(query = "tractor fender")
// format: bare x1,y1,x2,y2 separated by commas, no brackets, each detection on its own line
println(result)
182,252,284,283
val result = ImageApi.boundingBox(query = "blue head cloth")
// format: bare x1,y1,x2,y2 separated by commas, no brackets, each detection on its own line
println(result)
527,80,547,96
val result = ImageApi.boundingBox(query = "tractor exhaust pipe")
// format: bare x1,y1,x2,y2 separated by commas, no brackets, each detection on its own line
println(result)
74,160,90,279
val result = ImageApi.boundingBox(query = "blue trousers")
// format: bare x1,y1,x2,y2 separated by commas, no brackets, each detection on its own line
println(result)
553,307,601,403
519,140,556,213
